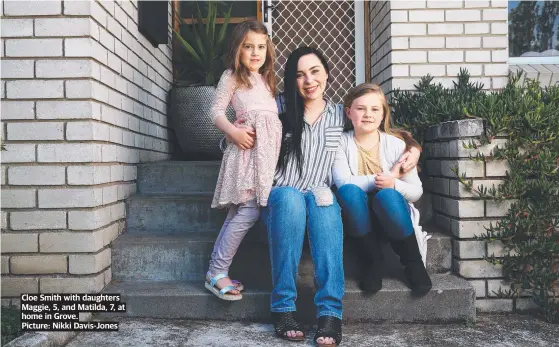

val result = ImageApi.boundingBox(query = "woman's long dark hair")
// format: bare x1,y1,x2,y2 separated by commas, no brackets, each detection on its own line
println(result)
277,47,331,173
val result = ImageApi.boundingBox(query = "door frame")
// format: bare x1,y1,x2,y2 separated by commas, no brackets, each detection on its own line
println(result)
261,0,367,84
355,0,366,84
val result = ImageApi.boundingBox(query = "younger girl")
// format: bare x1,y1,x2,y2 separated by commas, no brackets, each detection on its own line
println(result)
205,21,282,301
332,83,432,297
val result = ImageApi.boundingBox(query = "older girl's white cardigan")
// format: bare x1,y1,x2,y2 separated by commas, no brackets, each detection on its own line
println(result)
331,131,430,265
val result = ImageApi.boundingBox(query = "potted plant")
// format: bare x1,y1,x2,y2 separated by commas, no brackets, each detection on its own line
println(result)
170,1,235,160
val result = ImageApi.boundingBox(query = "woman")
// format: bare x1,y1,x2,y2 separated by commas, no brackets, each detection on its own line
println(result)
231,47,421,346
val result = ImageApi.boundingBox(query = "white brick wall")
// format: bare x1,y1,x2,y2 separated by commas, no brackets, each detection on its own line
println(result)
370,1,392,92
371,1,508,91
1,0,173,297
424,120,516,312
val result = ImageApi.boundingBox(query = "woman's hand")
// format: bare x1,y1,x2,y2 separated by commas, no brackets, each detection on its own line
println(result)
397,146,421,173
375,172,396,189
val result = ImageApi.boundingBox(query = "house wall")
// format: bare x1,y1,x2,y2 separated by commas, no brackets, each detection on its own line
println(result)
370,1,392,93
1,0,173,300
369,0,509,92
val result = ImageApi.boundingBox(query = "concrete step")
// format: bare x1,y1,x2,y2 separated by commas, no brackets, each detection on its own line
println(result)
126,193,226,233
111,230,452,283
134,160,434,222
137,161,220,194
127,192,438,236
101,274,475,323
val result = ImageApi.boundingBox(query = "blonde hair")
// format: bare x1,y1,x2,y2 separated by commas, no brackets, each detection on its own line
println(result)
343,83,421,151
227,20,276,95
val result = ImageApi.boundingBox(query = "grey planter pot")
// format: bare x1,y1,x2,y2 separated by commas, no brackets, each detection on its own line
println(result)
170,86,236,160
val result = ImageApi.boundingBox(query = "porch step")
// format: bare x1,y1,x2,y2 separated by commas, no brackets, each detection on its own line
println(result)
137,161,220,194
127,192,436,236
101,275,475,323
111,230,452,283
126,193,226,233
134,161,433,220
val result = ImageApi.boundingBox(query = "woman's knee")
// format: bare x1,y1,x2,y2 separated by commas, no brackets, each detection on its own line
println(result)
267,187,306,224
269,187,305,206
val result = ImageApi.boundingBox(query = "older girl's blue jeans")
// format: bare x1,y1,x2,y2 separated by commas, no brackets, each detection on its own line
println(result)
261,186,344,319
335,184,414,240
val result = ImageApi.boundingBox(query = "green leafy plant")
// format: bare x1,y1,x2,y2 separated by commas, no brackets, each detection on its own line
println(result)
173,1,232,86
391,70,559,323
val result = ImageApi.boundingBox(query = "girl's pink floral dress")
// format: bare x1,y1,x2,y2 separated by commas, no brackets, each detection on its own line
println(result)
210,70,282,209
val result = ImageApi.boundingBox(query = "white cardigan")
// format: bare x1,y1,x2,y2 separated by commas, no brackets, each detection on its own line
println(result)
332,131,430,265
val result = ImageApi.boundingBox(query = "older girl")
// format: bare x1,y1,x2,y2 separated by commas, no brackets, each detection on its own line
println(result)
332,83,432,297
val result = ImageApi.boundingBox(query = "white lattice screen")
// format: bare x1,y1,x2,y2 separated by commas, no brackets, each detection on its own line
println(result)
271,0,356,104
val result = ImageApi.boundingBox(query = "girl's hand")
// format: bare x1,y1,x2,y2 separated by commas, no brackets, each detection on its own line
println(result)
229,127,255,150
398,146,421,173
375,172,396,189
228,118,256,149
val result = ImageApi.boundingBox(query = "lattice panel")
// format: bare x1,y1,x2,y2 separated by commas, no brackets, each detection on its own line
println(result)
272,0,356,104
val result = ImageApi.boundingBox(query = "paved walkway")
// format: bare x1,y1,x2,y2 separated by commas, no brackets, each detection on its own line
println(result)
65,314,559,347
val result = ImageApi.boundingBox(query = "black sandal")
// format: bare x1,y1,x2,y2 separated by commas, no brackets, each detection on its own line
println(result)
314,316,342,347
272,311,305,342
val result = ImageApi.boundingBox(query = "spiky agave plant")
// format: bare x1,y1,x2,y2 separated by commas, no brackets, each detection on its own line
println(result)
173,1,232,86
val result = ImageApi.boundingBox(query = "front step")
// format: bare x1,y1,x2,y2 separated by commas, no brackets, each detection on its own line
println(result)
127,193,226,233
127,193,437,236
102,274,475,323
111,229,452,283
137,161,221,194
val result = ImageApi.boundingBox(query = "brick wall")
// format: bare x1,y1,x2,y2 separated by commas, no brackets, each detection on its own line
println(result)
370,0,509,92
369,1,392,93
1,0,173,300
423,119,537,313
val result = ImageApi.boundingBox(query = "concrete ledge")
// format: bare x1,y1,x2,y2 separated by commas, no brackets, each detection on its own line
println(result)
5,313,91,347
425,119,484,141
5,331,76,347
100,274,475,323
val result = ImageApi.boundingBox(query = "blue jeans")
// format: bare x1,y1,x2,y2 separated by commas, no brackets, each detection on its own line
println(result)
336,184,413,240
261,186,344,319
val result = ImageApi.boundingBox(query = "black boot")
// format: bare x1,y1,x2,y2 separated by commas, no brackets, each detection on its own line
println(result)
390,233,432,297
355,231,383,294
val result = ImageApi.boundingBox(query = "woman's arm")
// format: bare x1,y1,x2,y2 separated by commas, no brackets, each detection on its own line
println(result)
332,145,378,192
393,168,423,203
392,129,421,173
382,134,423,202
